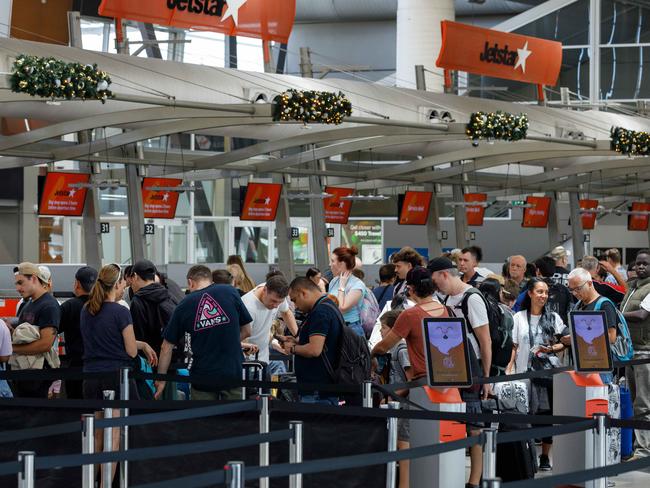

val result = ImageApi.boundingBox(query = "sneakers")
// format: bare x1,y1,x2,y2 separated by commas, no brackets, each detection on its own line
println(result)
538,454,552,471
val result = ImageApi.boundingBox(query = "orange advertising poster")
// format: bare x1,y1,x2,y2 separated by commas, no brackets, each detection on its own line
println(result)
522,196,552,228
436,20,563,86
580,199,599,230
324,187,354,224
142,177,182,219
99,0,296,43
39,172,90,216
628,202,650,231
240,183,282,221
399,191,432,225
465,193,487,226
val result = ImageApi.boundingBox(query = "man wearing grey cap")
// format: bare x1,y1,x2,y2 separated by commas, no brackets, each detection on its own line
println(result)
59,266,98,399
6,262,61,397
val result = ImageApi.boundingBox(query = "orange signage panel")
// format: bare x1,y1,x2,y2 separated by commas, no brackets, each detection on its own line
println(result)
465,193,487,227
142,177,182,219
580,199,599,230
522,196,552,228
240,183,282,221
628,202,650,231
99,0,296,43
39,172,90,216
399,191,432,225
436,20,563,86
324,187,354,224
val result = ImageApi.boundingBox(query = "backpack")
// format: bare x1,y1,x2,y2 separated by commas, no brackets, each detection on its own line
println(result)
454,288,514,374
320,301,372,385
359,287,381,338
593,296,634,362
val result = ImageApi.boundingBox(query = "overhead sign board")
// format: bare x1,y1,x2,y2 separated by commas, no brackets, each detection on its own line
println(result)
240,183,282,221
522,196,552,228
142,177,182,219
324,187,354,224
39,172,90,216
398,191,432,225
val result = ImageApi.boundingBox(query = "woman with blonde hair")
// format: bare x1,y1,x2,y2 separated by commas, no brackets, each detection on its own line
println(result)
227,263,255,294
81,263,157,487
227,255,256,292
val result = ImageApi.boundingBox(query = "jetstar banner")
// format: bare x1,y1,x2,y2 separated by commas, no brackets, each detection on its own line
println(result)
465,193,487,227
399,191,432,225
522,196,552,228
98,0,296,43
580,199,599,230
240,183,282,221
39,172,90,216
324,187,354,224
436,21,563,86
142,177,182,219
628,202,650,231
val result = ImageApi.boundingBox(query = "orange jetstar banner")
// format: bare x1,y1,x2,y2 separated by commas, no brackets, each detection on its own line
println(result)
324,187,354,224
465,193,487,227
580,199,599,230
240,183,282,221
142,177,182,219
436,21,563,86
98,0,296,43
628,202,650,231
39,172,90,216
522,196,552,228
399,191,432,225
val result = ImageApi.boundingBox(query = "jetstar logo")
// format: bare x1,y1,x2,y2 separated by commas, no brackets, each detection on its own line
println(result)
54,189,76,198
166,0,249,25
479,41,532,73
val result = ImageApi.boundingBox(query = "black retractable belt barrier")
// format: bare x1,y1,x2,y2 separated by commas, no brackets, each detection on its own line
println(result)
131,467,227,488
0,420,81,444
497,419,596,445
0,461,21,476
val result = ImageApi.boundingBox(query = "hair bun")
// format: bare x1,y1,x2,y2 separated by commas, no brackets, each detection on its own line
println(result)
349,246,359,256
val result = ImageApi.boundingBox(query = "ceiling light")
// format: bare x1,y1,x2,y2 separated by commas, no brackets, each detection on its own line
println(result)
340,194,389,201
446,201,489,208
145,181,196,192
69,180,125,190
285,192,333,200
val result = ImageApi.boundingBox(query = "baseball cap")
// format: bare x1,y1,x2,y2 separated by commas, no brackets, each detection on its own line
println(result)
13,262,50,284
550,246,570,260
426,257,455,273
405,267,433,286
132,259,157,281
75,266,98,292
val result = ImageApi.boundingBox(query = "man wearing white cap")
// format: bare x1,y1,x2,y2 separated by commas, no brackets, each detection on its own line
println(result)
6,262,60,397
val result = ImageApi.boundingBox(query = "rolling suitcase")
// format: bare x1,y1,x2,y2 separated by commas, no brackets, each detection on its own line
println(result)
242,354,266,399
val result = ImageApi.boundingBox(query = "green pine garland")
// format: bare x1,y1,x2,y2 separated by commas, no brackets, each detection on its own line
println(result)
272,89,352,124
466,111,529,145
10,54,113,103
611,126,650,156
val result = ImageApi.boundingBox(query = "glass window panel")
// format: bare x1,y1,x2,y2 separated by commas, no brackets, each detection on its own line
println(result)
168,225,188,264
602,0,650,44
234,226,269,263
99,187,128,217
184,31,225,67
514,0,589,46
39,217,64,264
601,46,650,100
102,223,119,265
194,220,227,263
291,227,310,264
145,225,165,264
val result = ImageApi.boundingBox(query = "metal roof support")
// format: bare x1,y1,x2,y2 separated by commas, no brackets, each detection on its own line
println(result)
274,173,295,279
308,159,329,271
569,191,585,262
424,183,443,257
452,163,469,249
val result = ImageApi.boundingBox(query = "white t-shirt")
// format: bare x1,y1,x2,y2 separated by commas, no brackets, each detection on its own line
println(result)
369,298,417,349
443,286,489,358
511,311,564,375
241,286,289,364
0,320,11,357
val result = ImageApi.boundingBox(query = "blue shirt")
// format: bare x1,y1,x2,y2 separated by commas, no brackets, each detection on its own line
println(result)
373,285,394,310
329,275,365,323
81,302,133,372
163,284,253,384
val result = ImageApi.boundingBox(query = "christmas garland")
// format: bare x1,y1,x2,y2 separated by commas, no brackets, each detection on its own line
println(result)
611,126,650,156
272,89,352,124
466,111,529,145
10,54,113,103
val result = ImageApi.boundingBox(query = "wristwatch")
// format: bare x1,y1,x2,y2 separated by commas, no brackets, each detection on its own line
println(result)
338,287,345,292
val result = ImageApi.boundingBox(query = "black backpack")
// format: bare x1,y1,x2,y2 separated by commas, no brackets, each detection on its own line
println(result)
319,301,372,385
456,288,514,375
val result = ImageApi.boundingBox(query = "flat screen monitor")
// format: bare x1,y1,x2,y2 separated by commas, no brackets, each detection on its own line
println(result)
422,317,473,387
569,310,613,373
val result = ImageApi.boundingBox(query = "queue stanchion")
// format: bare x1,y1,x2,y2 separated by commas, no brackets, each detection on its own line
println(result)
362,381,373,408
593,414,608,488
120,367,130,488
81,414,95,488
17,451,35,488
225,461,244,488
241,369,247,400
102,390,115,488
289,421,303,488
381,401,400,488
259,394,270,488
481,479,502,488
482,428,497,480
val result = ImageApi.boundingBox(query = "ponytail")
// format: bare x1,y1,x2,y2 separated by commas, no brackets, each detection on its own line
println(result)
85,264,121,315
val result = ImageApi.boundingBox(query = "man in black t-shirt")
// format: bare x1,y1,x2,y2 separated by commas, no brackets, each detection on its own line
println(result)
6,263,61,398
59,266,97,399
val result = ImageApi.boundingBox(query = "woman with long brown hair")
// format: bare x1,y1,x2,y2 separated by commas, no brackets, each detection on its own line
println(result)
227,255,256,292
80,263,157,487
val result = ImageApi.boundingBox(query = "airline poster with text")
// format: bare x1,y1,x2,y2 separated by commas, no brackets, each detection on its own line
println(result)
522,196,551,228
39,172,90,216
324,187,354,224
399,191,432,225
240,183,282,221
142,177,182,219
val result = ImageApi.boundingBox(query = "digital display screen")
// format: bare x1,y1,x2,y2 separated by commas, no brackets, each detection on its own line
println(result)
422,318,473,387
569,311,613,373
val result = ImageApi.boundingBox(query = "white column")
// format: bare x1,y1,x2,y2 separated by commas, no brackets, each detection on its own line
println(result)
589,0,601,106
396,0,455,92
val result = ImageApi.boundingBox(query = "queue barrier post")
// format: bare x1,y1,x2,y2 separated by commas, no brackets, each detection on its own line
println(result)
225,461,244,488
120,367,130,488
241,369,247,400
17,451,35,488
289,421,303,488
381,401,400,488
259,394,270,488
102,390,115,488
362,381,373,408
81,414,95,488
593,414,608,488
482,428,498,480
481,479,502,488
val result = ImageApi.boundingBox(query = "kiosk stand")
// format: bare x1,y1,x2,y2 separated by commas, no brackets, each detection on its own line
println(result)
410,386,466,487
